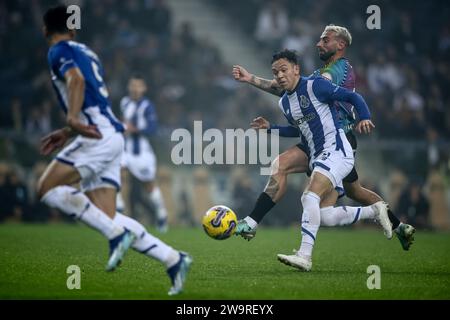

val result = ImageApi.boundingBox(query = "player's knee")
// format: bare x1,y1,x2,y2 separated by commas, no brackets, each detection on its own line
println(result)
36,176,50,200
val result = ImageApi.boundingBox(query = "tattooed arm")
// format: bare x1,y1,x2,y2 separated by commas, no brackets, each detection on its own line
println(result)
232,65,284,97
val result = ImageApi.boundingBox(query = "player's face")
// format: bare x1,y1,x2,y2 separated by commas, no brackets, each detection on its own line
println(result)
128,79,147,100
272,58,300,91
316,31,340,61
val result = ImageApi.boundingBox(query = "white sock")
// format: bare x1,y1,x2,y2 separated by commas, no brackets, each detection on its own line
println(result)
298,191,321,258
116,191,125,213
149,187,168,221
113,212,179,268
41,186,124,239
244,216,258,229
320,205,376,226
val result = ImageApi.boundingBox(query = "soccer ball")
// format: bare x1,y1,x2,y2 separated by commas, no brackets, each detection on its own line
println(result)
202,205,237,240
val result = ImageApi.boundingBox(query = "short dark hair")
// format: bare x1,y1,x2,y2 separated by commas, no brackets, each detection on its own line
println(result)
130,73,146,81
43,5,70,36
271,49,299,65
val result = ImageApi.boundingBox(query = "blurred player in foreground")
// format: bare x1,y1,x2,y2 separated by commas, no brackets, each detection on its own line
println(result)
37,6,191,295
232,25,415,251
116,75,169,233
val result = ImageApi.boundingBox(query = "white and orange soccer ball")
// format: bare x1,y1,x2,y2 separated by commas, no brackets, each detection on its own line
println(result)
202,205,237,240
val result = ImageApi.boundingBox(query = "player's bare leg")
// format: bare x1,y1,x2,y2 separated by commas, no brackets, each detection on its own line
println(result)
320,188,339,208
38,160,135,271
265,146,310,202
86,187,117,219
235,145,309,240
344,180,415,248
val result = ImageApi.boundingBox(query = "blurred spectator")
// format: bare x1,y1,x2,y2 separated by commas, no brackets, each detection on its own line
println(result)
8,168,29,222
25,105,51,137
397,181,430,229
0,164,29,222
0,163,12,222
387,170,409,213
254,0,289,51
425,170,450,230
367,54,404,95
231,170,256,217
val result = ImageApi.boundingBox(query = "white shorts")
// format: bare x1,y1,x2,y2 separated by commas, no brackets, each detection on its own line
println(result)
56,131,124,192
309,135,354,188
121,150,157,182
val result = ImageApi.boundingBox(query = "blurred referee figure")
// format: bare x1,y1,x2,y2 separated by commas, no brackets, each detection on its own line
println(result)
116,75,169,233
232,25,415,251
37,5,191,295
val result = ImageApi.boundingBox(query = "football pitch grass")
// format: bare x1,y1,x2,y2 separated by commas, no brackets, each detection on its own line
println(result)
0,224,449,300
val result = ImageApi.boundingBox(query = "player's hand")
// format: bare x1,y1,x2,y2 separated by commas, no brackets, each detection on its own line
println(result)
355,119,375,134
232,65,253,83
125,122,138,134
67,117,102,139
40,128,71,155
250,116,270,130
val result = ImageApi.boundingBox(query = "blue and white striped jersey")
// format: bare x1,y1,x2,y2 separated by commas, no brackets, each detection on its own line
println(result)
47,40,124,133
120,96,158,155
278,76,370,158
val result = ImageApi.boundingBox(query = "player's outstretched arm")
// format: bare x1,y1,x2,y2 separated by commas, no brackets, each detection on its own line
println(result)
333,90,375,134
251,116,300,137
313,78,375,134
64,68,102,139
232,65,284,97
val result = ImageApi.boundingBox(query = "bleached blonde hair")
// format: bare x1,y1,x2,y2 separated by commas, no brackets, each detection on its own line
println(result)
322,24,352,46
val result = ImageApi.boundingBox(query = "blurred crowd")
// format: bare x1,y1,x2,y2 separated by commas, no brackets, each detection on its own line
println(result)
213,0,450,140
0,0,448,228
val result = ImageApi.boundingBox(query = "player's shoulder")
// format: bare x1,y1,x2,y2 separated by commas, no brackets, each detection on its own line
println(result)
120,96,132,107
48,40,72,58
333,58,353,75
309,75,333,86
309,75,339,99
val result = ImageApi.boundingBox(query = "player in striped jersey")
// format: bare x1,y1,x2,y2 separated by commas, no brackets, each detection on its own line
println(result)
116,75,169,233
232,25,415,251
37,6,191,294
256,49,381,270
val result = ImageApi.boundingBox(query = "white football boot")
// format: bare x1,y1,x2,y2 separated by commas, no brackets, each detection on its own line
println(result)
277,251,312,272
372,201,393,239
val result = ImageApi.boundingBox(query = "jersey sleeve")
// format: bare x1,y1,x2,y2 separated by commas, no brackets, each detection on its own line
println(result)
268,124,301,137
48,43,78,77
312,77,371,120
312,77,339,103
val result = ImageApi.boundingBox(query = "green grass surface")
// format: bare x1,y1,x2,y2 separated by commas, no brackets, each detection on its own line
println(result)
0,224,449,299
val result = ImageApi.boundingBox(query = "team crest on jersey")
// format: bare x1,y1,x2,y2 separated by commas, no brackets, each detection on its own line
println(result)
299,95,310,109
